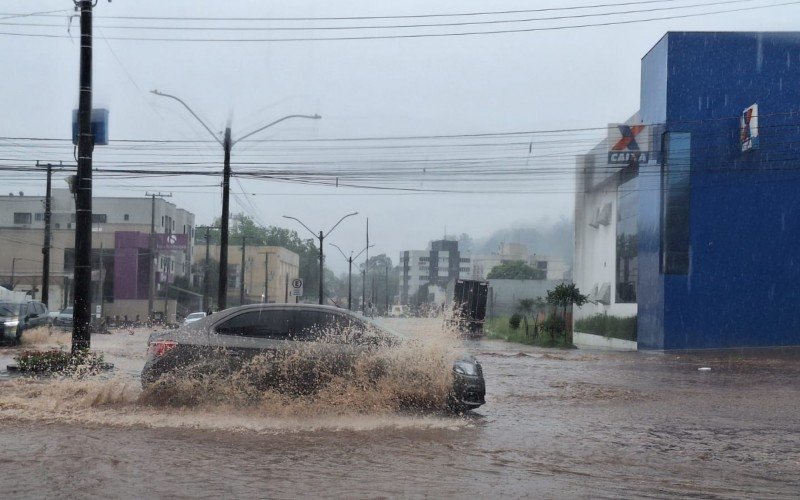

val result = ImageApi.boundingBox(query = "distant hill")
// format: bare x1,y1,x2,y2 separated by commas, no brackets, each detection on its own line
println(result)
474,218,573,263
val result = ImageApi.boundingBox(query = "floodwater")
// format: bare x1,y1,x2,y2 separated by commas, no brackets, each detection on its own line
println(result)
0,319,798,498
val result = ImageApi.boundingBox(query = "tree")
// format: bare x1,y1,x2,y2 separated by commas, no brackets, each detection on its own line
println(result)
517,297,547,336
546,283,589,344
487,261,545,280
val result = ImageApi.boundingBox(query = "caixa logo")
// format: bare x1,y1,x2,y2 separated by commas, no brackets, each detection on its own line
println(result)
607,124,652,165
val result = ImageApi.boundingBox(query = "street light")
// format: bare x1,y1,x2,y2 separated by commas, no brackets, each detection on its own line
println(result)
330,243,373,311
282,212,358,305
151,89,320,310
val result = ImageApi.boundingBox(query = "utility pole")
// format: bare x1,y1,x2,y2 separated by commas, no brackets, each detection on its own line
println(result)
239,236,246,305
283,212,358,305
261,251,270,303
220,127,232,310
284,273,289,303
364,218,369,313
199,225,219,311
385,264,389,314
38,161,58,307
146,192,171,320
150,90,320,312
72,0,94,354
330,243,372,311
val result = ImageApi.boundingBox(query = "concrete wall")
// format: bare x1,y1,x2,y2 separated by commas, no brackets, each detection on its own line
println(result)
487,279,570,317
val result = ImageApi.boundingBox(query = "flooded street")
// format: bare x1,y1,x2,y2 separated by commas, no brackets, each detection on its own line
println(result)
0,318,798,498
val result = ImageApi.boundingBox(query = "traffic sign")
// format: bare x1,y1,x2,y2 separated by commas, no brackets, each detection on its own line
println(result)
290,278,303,297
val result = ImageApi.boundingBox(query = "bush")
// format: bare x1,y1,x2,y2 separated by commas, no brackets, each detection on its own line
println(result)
574,314,637,341
14,349,108,374
540,314,566,339
485,317,573,348
508,313,522,330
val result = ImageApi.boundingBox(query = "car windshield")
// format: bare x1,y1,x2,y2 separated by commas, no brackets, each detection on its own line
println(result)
186,313,205,320
0,302,20,316
60,308,73,315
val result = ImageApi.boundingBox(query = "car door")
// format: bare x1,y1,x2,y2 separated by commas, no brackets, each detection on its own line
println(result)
209,309,293,379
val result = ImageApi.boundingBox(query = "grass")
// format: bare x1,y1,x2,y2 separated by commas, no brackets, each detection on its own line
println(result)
574,314,637,341
485,316,574,348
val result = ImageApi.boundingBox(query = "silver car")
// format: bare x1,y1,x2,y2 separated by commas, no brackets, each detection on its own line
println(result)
142,304,486,411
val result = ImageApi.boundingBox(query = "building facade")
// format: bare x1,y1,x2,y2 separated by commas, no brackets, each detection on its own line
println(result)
399,239,471,304
193,244,300,305
0,189,195,320
574,32,800,350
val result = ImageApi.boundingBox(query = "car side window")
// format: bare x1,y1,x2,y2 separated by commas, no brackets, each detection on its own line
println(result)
294,311,364,342
215,310,292,339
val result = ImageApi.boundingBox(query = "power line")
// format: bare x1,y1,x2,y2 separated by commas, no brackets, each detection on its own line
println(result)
0,1,795,42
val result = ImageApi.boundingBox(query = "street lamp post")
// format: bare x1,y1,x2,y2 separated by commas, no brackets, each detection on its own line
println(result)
330,243,372,311
151,89,320,310
283,213,358,305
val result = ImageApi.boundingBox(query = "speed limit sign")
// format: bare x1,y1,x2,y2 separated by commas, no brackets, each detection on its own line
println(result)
290,278,303,297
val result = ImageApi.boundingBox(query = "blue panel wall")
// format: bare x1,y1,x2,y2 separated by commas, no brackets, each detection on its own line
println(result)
637,35,669,349
639,32,800,349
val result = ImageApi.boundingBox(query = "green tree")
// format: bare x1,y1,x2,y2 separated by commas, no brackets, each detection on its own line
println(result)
487,261,545,280
517,297,547,336
545,283,589,344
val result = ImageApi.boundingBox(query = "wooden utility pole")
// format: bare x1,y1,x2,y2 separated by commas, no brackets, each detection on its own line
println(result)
72,1,93,354
239,236,246,305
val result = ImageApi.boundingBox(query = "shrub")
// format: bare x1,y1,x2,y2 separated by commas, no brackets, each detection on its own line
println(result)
540,314,566,339
574,314,637,341
508,313,522,330
14,349,107,374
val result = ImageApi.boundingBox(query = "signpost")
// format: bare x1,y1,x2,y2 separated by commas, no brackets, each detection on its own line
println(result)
290,278,303,302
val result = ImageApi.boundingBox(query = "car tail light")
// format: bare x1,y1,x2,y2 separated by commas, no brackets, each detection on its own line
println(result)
148,340,178,358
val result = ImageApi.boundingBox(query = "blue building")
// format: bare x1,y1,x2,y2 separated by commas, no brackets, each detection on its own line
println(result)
574,32,800,350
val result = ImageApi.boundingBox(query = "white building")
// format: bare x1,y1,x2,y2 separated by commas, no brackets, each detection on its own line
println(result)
399,240,471,305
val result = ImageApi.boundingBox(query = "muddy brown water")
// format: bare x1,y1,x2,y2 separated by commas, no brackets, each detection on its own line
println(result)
0,319,798,498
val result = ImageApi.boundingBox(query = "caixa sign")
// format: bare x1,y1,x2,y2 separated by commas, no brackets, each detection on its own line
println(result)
156,233,188,251
608,124,653,165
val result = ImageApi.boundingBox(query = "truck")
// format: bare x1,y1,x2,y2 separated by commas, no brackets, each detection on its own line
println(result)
451,279,489,335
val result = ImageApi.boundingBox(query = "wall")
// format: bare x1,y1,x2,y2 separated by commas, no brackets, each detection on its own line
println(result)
638,32,800,349
487,279,570,317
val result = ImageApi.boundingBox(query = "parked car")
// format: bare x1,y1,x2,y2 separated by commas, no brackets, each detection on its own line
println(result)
182,311,207,325
142,304,486,411
0,300,49,345
53,307,74,329
388,305,409,318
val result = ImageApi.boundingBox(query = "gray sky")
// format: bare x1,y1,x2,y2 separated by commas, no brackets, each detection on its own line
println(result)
1,0,798,272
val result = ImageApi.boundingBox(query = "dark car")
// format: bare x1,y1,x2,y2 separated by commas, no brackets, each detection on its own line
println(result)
1,300,49,345
53,306,74,329
142,304,486,411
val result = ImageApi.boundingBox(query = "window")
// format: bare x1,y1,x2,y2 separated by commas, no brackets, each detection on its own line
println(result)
460,257,470,263
13,212,31,224
616,173,638,303
661,132,691,275
459,267,470,272
419,257,429,262
70,213,76,223
92,214,107,223
536,261,548,270
54,223,60,229
124,214,130,221
34,213,44,222
215,310,292,339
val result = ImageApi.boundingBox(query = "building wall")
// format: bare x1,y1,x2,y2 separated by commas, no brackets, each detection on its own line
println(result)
194,244,300,304
639,32,800,349
0,190,196,311
399,240,471,304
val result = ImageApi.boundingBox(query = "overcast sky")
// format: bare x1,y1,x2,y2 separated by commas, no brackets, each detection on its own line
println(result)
1,0,798,273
